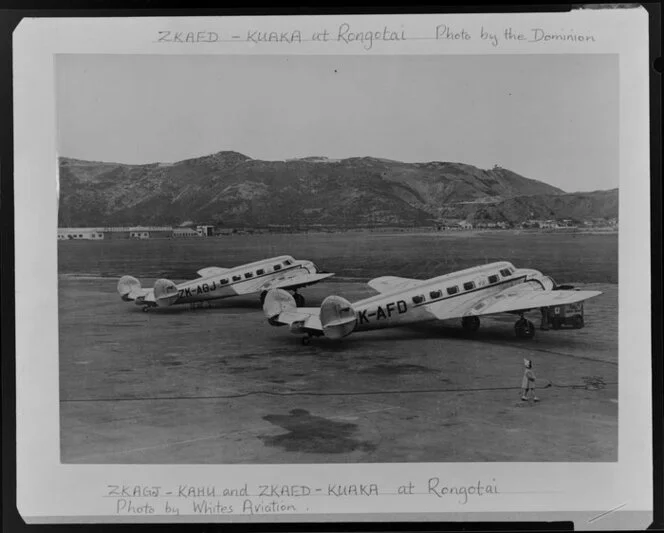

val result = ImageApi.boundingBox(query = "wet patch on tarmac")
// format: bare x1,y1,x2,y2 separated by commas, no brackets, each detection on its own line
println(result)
259,409,376,454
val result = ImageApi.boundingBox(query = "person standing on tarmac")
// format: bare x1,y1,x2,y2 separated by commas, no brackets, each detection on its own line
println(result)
540,307,550,330
521,359,539,402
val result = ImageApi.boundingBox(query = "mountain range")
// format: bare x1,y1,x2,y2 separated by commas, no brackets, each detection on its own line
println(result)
58,151,618,228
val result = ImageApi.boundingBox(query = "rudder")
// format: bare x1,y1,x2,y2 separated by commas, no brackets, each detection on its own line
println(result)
118,275,141,301
153,278,179,307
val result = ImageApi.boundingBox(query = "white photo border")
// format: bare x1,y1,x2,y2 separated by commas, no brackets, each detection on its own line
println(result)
13,9,652,529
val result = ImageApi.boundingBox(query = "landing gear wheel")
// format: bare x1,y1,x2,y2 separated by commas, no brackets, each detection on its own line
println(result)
259,291,268,306
572,315,584,329
301,336,311,346
293,293,305,308
515,317,535,339
461,316,480,332
551,318,562,330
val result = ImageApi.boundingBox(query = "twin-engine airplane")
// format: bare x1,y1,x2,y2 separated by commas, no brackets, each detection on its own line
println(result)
263,261,602,344
118,255,333,312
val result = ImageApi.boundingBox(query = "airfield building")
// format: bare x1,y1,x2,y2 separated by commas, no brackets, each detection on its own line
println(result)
173,227,201,238
59,226,177,240
58,228,105,240
196,225,215,237
129,226,173,239
102,227,132,240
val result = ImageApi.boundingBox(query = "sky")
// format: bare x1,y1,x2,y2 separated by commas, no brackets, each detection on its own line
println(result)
56,54,618,193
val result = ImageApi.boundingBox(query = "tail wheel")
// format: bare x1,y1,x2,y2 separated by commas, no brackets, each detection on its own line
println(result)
293,293,305,307
461,316,480,332
260,291,268,305
515,318,535,339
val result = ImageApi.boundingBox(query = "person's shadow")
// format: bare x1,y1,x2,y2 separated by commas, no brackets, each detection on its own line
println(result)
260,408,376,455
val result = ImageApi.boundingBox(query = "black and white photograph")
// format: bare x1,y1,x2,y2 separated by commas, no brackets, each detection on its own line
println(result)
56,52,620,465
12,9,655,526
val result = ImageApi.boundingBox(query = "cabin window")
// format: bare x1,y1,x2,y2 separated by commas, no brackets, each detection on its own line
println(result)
232,275,241,282
488,274,499,284
412,295,425,304
429,290,442,299
463,281,475,291
447,286,459,295
284,260,293,266
500,268,512,277
244,272,253,279
256,269,264,275
220,279,228,285
273,264,282,271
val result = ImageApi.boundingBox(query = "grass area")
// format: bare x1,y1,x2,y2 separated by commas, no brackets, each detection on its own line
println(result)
57,231,617,284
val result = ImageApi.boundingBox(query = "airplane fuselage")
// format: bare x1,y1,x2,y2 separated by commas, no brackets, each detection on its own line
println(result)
172,256,318,304
350,262,552,332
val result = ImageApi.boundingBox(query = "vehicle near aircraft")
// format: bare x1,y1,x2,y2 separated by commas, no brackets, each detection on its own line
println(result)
262,261,602,345
117,255,333,312
543,301,586,329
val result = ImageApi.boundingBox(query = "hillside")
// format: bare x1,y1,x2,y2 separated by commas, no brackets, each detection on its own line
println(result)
442,188,619,225
57,151,610,228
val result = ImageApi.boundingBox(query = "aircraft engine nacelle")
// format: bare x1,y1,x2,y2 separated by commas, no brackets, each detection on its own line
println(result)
320,295,356,339
153,278,179,308
118,275,141,301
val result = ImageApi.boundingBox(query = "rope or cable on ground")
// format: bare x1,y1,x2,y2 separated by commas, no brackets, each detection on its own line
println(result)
62,380,617,403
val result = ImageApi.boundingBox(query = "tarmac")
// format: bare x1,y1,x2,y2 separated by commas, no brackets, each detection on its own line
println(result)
59,277,618,463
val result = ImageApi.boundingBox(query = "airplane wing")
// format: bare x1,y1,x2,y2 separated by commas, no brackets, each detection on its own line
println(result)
196,266,230,277
464,288,602,317
269,307,323,333
126,288,155,304
427,281,602,320
234,272,335,295
266,272,335,291
367,276,423,294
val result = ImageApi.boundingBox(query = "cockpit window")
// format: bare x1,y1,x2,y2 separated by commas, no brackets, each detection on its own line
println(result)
284,260,293,266
488,274,499,284
500,268,512,277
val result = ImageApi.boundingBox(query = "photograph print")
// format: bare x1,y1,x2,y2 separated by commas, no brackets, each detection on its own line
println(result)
56,53,619,464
